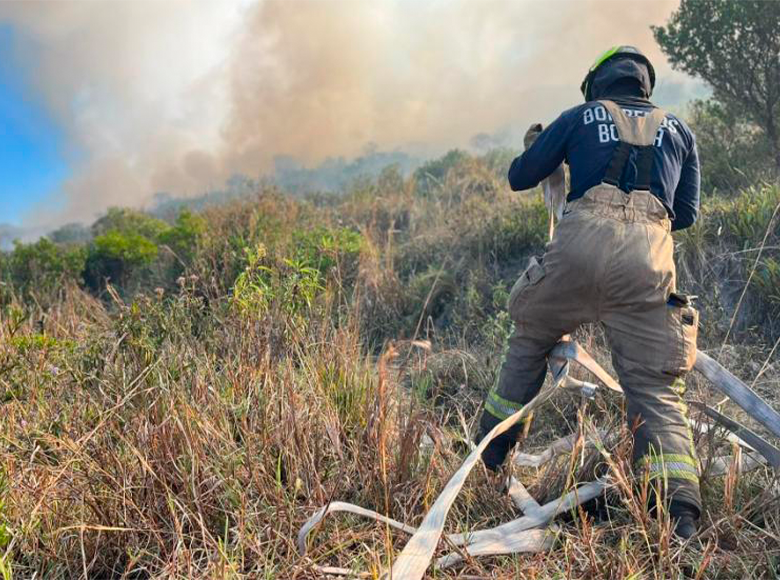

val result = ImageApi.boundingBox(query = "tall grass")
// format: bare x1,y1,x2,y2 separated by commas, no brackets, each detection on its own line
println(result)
1,158,779,578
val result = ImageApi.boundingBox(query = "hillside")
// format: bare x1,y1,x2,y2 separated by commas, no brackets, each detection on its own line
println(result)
1,149,779,578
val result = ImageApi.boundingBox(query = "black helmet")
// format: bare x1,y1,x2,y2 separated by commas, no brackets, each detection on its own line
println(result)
580,45,656,101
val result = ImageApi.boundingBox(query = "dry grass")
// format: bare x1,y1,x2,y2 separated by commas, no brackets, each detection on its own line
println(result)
1,166,779,579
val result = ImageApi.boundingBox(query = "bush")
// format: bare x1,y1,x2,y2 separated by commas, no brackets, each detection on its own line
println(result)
84,230,159,291
675,184,780,339
157,210,206,260
695,184,780,247
292,226,363,277
91,207,169,240
232,244,324,329
688,99,777,194
156,209,207,279
80,208,210,293
752,256,780,314
413,149,471,195
4,238,86,297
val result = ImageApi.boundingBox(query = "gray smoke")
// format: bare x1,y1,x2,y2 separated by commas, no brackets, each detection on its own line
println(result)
0,0,688,230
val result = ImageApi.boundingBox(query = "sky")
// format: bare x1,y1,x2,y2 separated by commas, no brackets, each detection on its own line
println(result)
0,0,703,235
0,25,67,224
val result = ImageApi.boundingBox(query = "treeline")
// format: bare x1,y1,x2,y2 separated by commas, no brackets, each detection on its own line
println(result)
1,209,206,300
0,149,515,310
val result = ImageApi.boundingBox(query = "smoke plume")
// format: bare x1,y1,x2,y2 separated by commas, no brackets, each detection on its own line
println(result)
0,0,687,229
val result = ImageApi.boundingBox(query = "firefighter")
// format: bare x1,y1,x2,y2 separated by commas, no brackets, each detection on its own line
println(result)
478,46,701,539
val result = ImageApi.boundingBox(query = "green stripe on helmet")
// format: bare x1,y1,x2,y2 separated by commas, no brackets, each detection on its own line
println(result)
590,45,621,72
580,45,655,101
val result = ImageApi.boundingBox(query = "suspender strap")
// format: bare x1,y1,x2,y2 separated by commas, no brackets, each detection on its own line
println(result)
634,146,655,191
603,141,632,187
597,100,667,193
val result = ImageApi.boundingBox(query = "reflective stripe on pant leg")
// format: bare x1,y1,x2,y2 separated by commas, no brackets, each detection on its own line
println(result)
483,325,527,422
483,323,522,422
636,452,700,484
484,323,551,422
479,324,558,440
485,391,524,421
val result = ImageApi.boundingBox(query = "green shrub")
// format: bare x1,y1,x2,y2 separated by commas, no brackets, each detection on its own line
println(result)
687,184,780,249
413,149,471,195
84,230,159,290
157,210,206,263
292,226,363,276
752,256,780,312
93,231,158,264
676,184,780,340
717,185,780,246
232,244,324,326
91,207,169,240
5,237,86,296
231,244,273,316
8,334,76,353
154,210,208,286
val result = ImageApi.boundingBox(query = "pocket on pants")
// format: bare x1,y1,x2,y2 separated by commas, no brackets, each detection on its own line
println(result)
507,256,545,318
663,293,699,375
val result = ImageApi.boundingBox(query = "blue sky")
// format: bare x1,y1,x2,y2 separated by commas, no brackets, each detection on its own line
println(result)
0,24,69,226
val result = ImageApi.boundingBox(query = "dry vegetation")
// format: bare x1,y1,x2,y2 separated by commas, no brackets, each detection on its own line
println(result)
1,155,779,578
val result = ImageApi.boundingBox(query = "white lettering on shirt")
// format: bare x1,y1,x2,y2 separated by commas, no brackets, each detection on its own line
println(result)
598,123,620,143
583,105,673,148
583,108,594,124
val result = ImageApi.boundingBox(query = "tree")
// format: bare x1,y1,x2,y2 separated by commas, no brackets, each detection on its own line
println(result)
653,0,780,176
48,222,92,245
687,98,775,192
84,231,158,290
6,238,86,296
91,207,169,240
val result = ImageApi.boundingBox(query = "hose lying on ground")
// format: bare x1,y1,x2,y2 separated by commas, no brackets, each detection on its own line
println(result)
297,341,780,578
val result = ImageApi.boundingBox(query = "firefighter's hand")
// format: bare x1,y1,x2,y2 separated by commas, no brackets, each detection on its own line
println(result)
524,123,544,150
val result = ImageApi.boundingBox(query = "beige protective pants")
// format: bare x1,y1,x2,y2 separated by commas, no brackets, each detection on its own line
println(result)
482,183,701,512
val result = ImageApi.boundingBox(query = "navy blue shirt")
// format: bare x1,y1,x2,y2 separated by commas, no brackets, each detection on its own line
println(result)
508,99,700,231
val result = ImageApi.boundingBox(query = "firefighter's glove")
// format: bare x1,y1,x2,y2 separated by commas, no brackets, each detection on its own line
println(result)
523,123,544,150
